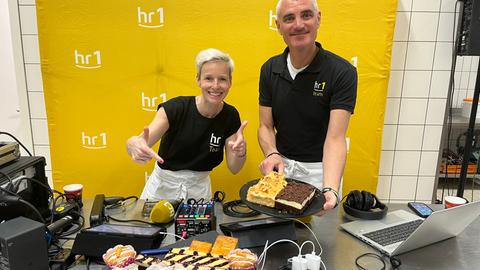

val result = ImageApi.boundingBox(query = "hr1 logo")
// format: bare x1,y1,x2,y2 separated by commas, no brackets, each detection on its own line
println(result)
81,132,107,149
268,10,277,31
137,7,164,28
141,92,167,112
209,133,221,152
74,49,101,69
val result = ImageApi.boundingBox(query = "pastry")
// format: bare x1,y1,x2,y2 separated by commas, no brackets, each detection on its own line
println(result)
246,172,287,207
275,181,316,214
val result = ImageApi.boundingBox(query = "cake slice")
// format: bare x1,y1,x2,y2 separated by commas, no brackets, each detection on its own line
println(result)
274,182,316,214
246,172,287,207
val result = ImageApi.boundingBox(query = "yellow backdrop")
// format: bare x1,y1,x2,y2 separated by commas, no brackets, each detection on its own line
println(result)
36,0,397,199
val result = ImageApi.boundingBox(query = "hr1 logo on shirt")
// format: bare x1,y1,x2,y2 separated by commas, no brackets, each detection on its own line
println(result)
137,7,164,28
81,132,107,149
141,92,167,112
209,133,222,152
268,10,277,31
74,50,101,69
313,81,326,96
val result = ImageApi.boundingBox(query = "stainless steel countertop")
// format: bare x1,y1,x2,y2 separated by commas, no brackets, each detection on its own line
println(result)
70,200,480,270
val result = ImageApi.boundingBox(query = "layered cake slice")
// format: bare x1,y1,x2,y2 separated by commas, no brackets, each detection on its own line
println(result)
246,172,287,207
274,182,316,214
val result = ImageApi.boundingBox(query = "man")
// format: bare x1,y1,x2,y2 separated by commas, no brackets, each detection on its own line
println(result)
258,0,357,213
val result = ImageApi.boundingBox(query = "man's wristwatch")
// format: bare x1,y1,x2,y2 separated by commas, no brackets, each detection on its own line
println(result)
321,187,339,208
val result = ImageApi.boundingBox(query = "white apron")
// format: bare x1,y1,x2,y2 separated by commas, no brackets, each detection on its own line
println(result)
283,156,343,196
140,163,212,201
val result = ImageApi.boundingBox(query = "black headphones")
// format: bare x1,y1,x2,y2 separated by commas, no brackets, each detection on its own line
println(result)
343,190,388,220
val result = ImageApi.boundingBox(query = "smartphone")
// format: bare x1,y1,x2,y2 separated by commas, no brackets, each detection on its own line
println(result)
407,202,433,218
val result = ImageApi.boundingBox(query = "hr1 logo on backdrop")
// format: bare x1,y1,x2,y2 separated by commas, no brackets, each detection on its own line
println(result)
141,92,167,112
81,131,107,149
137,7,164,28
74,49,101,69
268,10,277,31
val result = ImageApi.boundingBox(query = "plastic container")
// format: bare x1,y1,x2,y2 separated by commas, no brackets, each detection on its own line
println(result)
461,98,480,118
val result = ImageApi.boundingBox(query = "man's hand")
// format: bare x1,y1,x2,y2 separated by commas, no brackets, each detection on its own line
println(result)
228,121,248,158
313,191,338,216
259,153,284,175
126,127,164,165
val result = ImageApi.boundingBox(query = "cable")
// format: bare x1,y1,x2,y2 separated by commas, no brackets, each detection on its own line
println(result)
222,200,260,218
0,131,33,156
0,170,14,191
0,186,45,223
355,253,385,270
106,215,165,226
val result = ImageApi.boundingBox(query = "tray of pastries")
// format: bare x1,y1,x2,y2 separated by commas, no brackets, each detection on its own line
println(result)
240,172,325,218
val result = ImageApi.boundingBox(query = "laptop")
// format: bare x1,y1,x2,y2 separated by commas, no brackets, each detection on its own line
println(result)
340,201,480,256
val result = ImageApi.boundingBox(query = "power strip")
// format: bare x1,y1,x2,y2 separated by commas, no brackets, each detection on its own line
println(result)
291,253,321,270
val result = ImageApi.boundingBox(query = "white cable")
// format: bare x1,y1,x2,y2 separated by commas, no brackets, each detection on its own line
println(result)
291,217,323,256
300,240,315,254
257,239,301,270
159,231,185,241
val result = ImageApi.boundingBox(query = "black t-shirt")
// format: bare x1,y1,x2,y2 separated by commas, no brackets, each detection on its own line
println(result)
259,42,357,162
157,96,241,171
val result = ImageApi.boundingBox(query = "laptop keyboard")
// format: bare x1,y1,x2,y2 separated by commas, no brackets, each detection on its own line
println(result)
363,219,424,246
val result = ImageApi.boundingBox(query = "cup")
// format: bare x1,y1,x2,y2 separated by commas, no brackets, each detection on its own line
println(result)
63,184,83,205
444,196,468,209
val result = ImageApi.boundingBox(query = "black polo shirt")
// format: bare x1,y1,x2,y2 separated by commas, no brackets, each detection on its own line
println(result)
259,42,357,162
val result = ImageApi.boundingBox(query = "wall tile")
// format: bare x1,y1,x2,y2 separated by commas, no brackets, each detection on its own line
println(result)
437,13,455,42
19,6,37,35
394,12,411,42
402,70,431,98
25,64,43,91
468,72,478,90
430,70,450,98
393,151,421,175
376,176,392,201
388,70,404,97
460,71,470,89
398,98,428,124
412,0,441,12
405,42,435,70
396,125,424,150
379,150,394,175
390,176,418,200
462,56,472,70
441,0,458,12
19,0,35,5
419,151,439,176
471,57,479,72
422,125,443,151
31,119,50,145
22,35,40,63
433,42,454,70
45,170,53,188
426,98,447,124
28,92,46,118
416,176,436,201
408,12,439,41
382,125,397,150
34,145,52,171
385,98,401,124
398,0,413,11
391,42,408,69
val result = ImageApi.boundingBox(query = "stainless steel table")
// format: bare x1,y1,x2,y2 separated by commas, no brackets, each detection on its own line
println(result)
69,200,480,270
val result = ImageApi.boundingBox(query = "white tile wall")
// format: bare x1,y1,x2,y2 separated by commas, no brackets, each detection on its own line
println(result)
19,6,37,35
381,125,397,150
395,125,424,150
379,0,478,203
25,64,43,91
22,35,40,63
28,92,46,118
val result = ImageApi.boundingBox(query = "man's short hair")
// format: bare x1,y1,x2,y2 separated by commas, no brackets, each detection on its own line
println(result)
195,48,234,79
276,0,319,17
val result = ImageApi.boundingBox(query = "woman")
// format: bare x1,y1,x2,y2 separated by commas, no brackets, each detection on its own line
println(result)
127,48,247,201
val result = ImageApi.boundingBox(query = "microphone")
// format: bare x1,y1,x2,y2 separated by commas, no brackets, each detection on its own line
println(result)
47,215,73,235
150,199,181,223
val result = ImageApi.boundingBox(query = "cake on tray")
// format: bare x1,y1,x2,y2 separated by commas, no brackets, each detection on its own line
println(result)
274,181,316,214
246,172,287,207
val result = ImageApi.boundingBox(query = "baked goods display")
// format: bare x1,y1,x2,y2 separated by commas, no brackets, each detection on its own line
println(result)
246,172,318,214
130,235,256,270
246,172,287,207
103,244,136,269
275,181,316,214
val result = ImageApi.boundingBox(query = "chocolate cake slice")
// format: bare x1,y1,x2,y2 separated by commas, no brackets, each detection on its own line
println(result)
274,182,316,214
